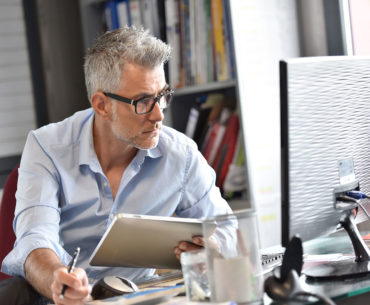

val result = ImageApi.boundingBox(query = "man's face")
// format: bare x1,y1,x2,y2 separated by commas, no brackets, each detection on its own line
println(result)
109,63,166,150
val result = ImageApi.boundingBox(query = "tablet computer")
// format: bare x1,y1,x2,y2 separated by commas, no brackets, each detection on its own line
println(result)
89,213,209,269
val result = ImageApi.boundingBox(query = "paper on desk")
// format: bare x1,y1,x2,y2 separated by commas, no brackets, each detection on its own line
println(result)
161,296,236,305
85,285,185,305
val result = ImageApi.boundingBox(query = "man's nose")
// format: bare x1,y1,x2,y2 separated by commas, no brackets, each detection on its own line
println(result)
148,101,164,122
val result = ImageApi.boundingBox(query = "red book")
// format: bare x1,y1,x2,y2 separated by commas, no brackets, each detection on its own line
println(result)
211,114,239,189
202,122,226,163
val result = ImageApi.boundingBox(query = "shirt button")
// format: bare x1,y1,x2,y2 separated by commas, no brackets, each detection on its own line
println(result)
103,182,108,187
110,214,114,219
89,278,95,284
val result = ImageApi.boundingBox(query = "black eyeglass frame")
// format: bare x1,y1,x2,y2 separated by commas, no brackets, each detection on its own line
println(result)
103,87,174,115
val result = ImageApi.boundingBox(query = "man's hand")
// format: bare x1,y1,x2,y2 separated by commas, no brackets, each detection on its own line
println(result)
51,266,91,305
174,235,205,261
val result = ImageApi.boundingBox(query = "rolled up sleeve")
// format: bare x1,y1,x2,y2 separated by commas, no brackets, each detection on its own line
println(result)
1,132,71,277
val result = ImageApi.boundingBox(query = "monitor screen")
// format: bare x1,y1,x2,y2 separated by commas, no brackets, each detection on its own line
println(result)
280,56,370,279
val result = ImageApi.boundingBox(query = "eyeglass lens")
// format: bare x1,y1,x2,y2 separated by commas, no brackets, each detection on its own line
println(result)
136,92,172,114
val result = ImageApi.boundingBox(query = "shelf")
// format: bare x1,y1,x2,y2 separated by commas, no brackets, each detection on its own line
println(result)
80,0,105,5
174,80,236,97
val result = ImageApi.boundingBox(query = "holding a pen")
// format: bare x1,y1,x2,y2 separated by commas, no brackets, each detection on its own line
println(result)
49,247,91,305
59,247,80,299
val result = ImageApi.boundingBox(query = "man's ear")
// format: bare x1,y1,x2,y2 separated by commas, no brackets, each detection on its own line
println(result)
91,92,112,120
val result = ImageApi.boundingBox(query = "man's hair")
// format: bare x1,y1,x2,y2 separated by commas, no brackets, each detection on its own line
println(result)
84,27,171,100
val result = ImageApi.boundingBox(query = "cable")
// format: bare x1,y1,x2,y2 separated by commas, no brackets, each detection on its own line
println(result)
346,191,369,199
346,191,370,221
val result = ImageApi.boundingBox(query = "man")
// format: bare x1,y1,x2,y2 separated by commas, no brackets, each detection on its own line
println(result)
1,27,231,305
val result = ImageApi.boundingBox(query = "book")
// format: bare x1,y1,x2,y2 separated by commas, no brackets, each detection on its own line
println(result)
129,0,142,28
180,0,192,86
185,93,227,146
141,0,160,37
223,130,248,197
165,0,182,88
194,0,208,84
211,114,239,189
86,284,185,305
222,0,235,79
205,0,215,82
211,0,228,81
185,106,200,139
184,102,212,145
104,0,120,30
117,0,131,28
188,0,197,86
201,122,226,163
201,105,231,161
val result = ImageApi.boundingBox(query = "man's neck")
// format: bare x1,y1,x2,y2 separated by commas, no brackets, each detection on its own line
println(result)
92,117,137,173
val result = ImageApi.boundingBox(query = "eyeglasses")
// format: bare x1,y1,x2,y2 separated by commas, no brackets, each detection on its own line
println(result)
103,87,174,115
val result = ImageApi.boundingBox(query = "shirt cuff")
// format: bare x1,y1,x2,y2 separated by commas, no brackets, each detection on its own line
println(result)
1,234,72,278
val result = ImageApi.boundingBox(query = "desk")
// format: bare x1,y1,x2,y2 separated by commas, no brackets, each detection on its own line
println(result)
301,231,370,304
263,230,370,304
87,231,370,304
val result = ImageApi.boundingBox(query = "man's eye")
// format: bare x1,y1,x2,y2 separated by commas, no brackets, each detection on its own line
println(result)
139,98,153,105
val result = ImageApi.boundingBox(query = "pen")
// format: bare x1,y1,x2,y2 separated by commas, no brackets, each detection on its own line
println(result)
59,247,80,299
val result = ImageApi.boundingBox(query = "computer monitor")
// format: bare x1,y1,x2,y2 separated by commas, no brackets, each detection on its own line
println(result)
280,56,370,279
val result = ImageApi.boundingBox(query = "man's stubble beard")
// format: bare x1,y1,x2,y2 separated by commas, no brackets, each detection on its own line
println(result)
111,103,159,150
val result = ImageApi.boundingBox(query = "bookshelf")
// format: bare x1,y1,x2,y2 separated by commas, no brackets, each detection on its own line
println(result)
174,80,236,97
77,0,244,203
22,0,317,222
17,0,354,248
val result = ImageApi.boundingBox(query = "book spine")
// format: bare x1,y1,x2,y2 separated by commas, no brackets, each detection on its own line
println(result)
188,0,196,85
195,0,208,84
165,0,181,88
216,114,239,188
181,0,192,86
205,0,215,82
177,0,185,87
104,0,120,30
117,0,131,27
185,107,199,139
129,0,142,28
150,0,161,38
211,0,227,81
222,0,235,79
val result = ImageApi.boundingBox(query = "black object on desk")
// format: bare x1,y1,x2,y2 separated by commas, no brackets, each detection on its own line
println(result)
91,276,139,300
264,236,336,305
264,236,304,301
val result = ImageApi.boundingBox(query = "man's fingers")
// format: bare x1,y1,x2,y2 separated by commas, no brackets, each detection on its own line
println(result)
52,267,90,304
179,241,203,252
174,246,184,261
54,267,81,291
192,235,205,247
174,240,205,261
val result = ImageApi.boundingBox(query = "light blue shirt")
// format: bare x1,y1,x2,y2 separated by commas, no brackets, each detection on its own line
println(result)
2,108,232,283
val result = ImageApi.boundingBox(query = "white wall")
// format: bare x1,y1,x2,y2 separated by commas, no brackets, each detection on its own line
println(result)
229,0,301,248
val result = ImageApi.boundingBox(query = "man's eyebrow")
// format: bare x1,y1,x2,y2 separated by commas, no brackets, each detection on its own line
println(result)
131,85,169,100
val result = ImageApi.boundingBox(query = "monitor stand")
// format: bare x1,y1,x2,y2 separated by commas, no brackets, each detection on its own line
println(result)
304,212,370,280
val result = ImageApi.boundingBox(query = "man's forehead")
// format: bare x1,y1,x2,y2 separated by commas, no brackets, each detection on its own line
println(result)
119,64,166,96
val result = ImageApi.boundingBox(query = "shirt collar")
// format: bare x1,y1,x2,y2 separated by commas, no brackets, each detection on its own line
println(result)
135,145,162,166
78,109,97,168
